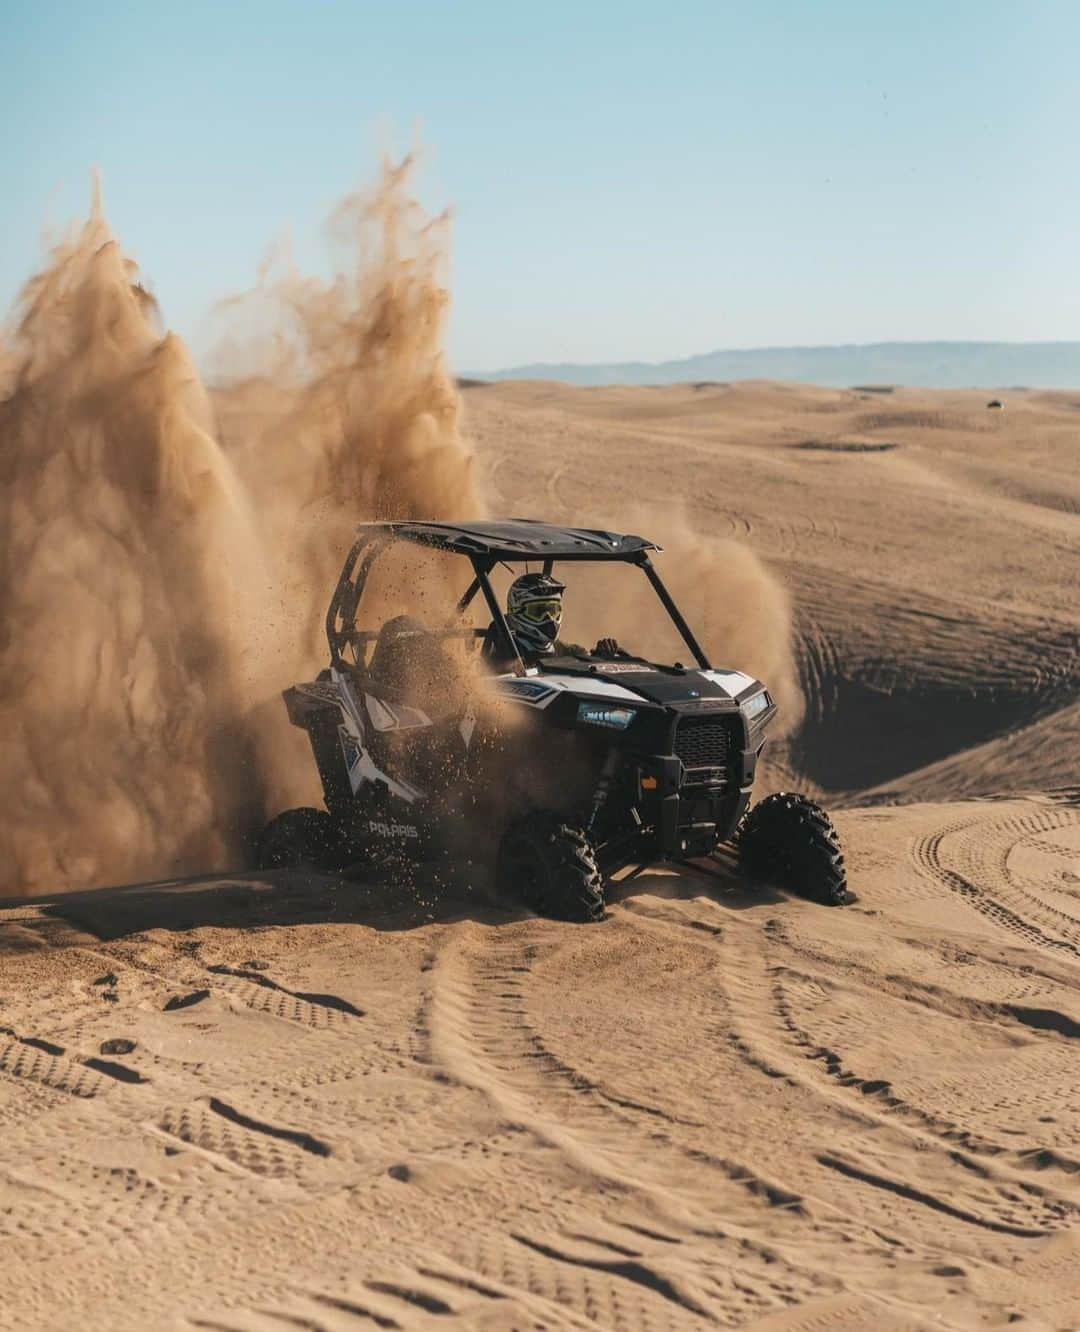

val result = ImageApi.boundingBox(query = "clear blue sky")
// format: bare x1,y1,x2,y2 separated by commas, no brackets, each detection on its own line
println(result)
3,1,1077,369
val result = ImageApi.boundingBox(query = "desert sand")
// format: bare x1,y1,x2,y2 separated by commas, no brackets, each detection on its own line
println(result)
1,380,1077,1331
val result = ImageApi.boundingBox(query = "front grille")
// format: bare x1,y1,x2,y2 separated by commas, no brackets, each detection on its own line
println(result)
673,714,733,771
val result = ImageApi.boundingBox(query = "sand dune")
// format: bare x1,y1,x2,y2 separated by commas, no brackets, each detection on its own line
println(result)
1,381,1077,1330
465,381,1077,798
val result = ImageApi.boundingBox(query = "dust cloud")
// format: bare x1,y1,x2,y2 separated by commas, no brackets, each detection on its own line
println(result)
657,525,801,730
0,158,796,899
0,158,477,896
0,190,262,896
212,155,479,673
556,511,801,731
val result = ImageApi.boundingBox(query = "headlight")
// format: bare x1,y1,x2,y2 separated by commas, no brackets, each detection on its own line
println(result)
743,690,771,720
577,702,636,730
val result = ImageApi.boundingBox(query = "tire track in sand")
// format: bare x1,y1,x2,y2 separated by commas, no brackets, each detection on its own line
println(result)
416,922,839,1329
911,806,1080,958
615,892,1074,1242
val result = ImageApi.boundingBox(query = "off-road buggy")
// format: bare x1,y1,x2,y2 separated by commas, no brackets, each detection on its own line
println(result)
258,519,847,921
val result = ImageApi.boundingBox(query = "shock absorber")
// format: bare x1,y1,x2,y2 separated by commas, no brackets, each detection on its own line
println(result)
586,747,621,835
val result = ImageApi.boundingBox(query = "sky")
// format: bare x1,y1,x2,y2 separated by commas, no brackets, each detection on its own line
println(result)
2,0,1078,370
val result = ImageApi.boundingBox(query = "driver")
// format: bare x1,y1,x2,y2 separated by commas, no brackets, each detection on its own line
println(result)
484,572,620,670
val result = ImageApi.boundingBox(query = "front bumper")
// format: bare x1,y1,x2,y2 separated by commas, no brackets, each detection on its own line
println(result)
640,707,760,858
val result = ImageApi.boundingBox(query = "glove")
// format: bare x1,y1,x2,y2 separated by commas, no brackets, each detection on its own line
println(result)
594,637,620,658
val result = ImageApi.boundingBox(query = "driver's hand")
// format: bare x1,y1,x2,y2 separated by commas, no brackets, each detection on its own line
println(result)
594,637,620,658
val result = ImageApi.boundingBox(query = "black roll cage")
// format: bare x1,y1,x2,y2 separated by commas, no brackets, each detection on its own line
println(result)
326,529,711,676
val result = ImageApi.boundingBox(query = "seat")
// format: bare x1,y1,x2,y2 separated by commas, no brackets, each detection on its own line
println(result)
368,615,463,716
365,615,468,789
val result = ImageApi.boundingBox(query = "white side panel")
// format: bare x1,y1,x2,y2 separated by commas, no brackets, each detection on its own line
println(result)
330,667,424,803
703,669,757,696
551,674,643,701
350,747,424,804
486,672,642,707
364,693,432,732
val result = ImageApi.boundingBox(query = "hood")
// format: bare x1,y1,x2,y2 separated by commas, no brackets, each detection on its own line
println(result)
536,659,760,706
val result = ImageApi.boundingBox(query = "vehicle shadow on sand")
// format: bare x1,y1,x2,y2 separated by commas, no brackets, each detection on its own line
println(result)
0,849,790,953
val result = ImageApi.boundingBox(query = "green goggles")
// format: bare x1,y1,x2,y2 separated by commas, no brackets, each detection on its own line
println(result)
517,598,563,624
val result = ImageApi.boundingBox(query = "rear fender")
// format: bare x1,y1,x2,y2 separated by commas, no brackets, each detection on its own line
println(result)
281,687,355,815
284,680,347,728
283,679,424,807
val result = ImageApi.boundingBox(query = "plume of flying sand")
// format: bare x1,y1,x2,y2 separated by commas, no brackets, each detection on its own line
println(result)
0,338,14,399
0,158,482,895
212,155,479,675
0,209,267,895
209,155,484,813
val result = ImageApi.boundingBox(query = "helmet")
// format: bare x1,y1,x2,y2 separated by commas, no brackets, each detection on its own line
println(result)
506,572,565,656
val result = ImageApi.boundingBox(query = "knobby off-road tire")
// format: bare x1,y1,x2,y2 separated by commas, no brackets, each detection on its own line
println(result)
256,807,342,872
497,811,606,924
735,792,848,905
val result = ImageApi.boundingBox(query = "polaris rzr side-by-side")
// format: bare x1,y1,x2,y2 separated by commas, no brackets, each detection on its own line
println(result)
257,519,847,921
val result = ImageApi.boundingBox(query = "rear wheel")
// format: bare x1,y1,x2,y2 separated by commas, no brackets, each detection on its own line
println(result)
497,812,605,923
256,808,342,871
735,792,848,905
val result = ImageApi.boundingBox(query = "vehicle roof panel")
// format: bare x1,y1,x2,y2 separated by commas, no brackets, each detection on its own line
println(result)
358,519,659,560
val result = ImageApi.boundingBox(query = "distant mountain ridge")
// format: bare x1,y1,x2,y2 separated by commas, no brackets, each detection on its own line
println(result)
467,341,1080,389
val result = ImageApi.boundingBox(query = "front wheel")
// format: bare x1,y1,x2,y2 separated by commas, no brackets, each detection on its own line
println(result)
256,807,342,871
497,812,605,923
735,793,848,905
